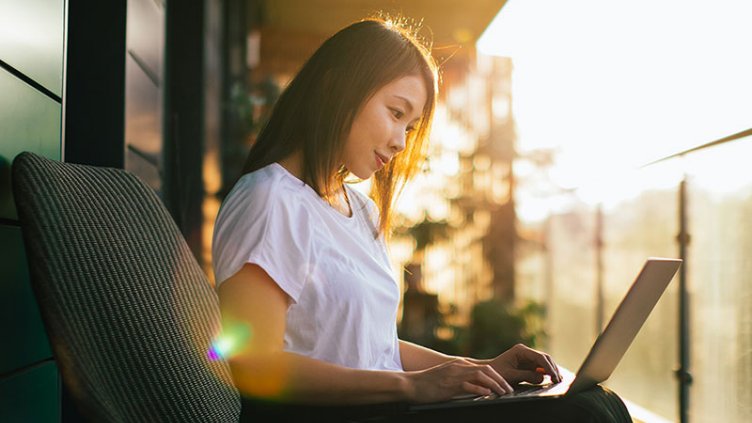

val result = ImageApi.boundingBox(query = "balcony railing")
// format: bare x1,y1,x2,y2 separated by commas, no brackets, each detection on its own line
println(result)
517,128,752,422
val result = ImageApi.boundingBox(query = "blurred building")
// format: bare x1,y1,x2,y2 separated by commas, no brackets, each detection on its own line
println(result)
391,53,517,332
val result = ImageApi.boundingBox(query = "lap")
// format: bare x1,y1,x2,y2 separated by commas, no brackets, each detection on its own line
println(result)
406,386,631,423
240,386,631,423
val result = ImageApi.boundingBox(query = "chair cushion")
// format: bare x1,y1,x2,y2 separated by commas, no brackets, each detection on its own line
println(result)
12,152,240,422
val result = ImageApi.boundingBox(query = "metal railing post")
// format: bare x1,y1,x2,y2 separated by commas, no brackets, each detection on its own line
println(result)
595,203,604,336
676,176,693,423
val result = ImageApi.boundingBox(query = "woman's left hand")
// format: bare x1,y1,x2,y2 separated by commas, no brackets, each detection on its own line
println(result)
486,344,562,385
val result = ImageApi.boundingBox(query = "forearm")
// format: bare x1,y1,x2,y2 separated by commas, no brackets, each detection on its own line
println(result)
229,350,410,405
398,339,491,371
399,339,452,371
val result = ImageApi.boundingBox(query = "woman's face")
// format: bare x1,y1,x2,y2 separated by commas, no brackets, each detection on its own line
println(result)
342,74,428,180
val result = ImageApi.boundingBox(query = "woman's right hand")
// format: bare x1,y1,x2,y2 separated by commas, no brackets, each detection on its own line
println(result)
404,358,514,403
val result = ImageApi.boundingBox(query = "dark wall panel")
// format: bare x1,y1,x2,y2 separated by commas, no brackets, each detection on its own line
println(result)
164,0,206,261
64,0,126,168
0,225,52,375
0,68,61,219
0,0,65,97
0,361,59,422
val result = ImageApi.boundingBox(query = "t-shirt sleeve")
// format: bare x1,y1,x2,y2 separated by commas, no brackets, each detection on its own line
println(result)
212,180,313,303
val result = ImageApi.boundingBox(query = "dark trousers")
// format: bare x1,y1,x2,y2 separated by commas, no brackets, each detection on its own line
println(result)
240,385,631,423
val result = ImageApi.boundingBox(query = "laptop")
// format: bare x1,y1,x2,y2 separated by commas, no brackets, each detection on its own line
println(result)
410,257,682,410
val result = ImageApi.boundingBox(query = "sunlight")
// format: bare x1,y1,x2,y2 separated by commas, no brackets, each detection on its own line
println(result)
477,0,752,217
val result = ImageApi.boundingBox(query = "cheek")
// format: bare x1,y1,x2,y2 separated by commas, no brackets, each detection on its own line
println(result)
350,111,383,145
343,126,369,168
345,123,367,154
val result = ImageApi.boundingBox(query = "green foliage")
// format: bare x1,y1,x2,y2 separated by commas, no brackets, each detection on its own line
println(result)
466,299,547,359
415,299,548,359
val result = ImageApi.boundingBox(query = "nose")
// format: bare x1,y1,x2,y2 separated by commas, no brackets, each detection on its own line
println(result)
389,128,407,154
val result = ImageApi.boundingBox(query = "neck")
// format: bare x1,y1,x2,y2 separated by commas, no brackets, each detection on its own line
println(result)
278,151,305,181
278,151,345,193
278,152,350,215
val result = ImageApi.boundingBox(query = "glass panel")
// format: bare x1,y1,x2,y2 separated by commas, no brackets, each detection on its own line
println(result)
601,178,680,421
124,53,162,159
126,0,164,80
0,68,62,219
126,147,162,197
124,53,163,195
520,139,752,420
545,205,598,370
0,0,65,96
683,139,752,423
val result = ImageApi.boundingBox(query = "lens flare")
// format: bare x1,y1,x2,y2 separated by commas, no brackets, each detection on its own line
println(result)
208,322,253,361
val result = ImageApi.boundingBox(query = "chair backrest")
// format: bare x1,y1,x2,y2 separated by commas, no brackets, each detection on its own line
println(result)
11,152,240,422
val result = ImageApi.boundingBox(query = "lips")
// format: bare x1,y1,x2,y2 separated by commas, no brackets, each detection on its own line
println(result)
375,152,389,169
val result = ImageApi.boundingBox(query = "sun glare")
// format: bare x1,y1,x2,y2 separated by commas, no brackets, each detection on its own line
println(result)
478,0,752,219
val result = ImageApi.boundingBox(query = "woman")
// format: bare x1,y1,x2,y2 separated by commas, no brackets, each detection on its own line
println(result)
212,17,630,422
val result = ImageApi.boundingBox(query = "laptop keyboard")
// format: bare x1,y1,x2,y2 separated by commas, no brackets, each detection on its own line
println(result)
473,380,559,401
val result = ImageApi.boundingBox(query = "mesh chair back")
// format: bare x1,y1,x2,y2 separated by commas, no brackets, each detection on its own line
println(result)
11,152,240,422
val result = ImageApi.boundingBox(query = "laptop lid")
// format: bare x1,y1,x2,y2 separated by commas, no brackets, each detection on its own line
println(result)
569,257,682,393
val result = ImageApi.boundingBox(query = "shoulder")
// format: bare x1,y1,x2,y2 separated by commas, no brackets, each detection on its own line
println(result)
212,164,317,293
217,164,310,225
232,163,305,201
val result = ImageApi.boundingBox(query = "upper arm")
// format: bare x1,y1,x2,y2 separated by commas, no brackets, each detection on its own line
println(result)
213,182,314,304
217,263,290,357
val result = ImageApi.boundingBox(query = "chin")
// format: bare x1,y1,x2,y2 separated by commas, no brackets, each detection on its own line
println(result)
352,171,374,180
349,166,375,180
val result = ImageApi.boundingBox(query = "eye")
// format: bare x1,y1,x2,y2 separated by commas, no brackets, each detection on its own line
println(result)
389,107,404,119
405,125,416,134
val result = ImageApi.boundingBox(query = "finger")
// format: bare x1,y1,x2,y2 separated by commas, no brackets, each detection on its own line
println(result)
518,346,561,383
461,381,492,397
550,356,563,382
473,366,514,395
542,354,562,383
480,365,514,393
450,362,507,394
537,355,560,383
508,369,545,384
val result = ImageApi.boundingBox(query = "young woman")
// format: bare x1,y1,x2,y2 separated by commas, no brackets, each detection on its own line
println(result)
212,17,630,422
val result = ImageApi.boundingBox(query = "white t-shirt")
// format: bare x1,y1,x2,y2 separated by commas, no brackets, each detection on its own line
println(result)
212,163,403,371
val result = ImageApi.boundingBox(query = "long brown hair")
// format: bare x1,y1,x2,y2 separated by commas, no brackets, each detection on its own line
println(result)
242,17,438,236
